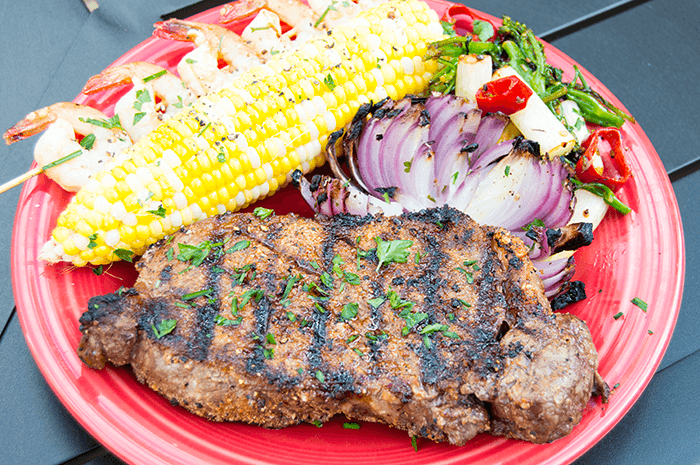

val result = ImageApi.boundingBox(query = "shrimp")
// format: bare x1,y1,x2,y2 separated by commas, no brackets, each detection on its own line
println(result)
220,0,321,43
3,103,131,192
220,0,385,33
82,62,196,142
153,19,264,97
240,9,292,58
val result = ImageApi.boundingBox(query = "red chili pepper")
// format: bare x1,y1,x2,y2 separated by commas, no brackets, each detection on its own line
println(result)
442,4,497,42
475,76,533,115
576,127,631,190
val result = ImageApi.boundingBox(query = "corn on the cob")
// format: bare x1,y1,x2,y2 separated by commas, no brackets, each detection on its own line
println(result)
40,0,445,267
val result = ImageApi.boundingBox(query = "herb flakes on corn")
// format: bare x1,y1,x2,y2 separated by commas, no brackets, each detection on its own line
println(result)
40,0,445,266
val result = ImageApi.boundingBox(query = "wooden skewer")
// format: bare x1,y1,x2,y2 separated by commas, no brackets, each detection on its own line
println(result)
0,148,83,194
0,167,44,194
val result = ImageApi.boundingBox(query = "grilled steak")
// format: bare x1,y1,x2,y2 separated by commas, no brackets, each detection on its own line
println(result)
78,207,608,445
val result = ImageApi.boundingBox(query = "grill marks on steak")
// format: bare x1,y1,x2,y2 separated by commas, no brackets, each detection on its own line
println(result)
78,207,606,445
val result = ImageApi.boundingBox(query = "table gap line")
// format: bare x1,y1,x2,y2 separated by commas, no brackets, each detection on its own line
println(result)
668,156,700,183
0,307,16,343
58,444,112,465
161,0,232,20
538,0,654,41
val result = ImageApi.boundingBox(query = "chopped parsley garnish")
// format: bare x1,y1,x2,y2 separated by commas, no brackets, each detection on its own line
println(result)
324,73,337,91
374,237,413,271
132,89,152,126
286,311,297,322
522,218,546,231
79,114,122,130
87,233,98,249
631,297,648,312
113,248,134,262
80,133,96,150
152,319,177,339
215,314,242,326
226,240,250,253
320,272,334,289
314,0,338,27
147,204,166,217
177,241,220,268
347,334,360,343
504,165,511,177
387,288,413,310
419,323,448,335
411,436,418,452
280,274,303,307
340,302,359,321
92,265,103,276
332,254,345,277
173,95,184,109
182,287,213,301
231,288,264,313
133,112,147,126
315,370,325,383
142,69,167,83
367,297,385,308
197,121,211,137
41,149,82,171
312,420,323,427
253,206,274,219
343,271,361,285
353,348,364,356
231,264,255,284
343,422,360,430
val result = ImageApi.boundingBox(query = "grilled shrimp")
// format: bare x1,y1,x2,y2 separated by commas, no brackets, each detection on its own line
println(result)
240,9,292,58
82,62,196,142
220,0,321,43
220,0,385,33
153,19,263,97
3,103,131,192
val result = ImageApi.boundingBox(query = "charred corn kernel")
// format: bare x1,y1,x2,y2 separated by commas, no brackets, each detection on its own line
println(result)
42,0,444,266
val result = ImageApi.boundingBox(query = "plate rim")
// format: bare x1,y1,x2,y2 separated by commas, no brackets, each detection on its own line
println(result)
11,1,685,464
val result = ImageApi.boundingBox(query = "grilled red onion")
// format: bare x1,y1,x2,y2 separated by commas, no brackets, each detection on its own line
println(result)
294,95,590,304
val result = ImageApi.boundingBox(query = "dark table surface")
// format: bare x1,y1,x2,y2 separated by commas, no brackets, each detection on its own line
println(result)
1,0,698,463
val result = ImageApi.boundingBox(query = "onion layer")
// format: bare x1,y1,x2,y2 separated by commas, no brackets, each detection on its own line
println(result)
295,95,591,305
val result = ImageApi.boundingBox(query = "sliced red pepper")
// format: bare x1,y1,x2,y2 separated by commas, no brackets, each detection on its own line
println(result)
475,76,533,115
442,4,497,41
576,127,631,190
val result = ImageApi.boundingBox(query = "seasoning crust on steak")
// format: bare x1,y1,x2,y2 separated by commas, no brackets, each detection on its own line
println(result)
78,207,608,445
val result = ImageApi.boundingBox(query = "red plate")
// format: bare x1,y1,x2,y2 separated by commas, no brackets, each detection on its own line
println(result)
11,1,684,464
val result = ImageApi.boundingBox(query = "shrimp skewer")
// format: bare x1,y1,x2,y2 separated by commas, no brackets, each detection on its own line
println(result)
152,19,264,97
2,103,131,192
82,62,196,142
220,0,321,41
220,0,386,33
